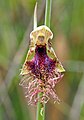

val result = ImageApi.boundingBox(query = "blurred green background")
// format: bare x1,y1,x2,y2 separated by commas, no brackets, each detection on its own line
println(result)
0,0,84,120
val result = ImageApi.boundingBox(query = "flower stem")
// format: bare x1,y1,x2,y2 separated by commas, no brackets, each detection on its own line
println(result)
36,93,45,120
36,0,52,120
45,0,52,27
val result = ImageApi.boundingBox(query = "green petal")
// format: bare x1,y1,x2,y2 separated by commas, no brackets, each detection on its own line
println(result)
46,46,65,72
56,62,65,72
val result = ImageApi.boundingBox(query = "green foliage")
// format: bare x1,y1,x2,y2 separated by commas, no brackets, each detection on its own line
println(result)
80,104,84,120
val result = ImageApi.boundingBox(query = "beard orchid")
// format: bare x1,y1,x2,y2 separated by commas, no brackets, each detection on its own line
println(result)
20,25,65,105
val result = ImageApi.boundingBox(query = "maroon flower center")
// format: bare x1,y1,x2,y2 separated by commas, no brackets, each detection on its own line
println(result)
26,45,56,79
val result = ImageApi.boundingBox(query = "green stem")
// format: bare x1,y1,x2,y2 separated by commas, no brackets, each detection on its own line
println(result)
45,0,52,27
36,93,45,120
36,0,52,120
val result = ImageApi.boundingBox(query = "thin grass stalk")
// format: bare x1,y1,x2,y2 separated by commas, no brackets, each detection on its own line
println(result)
45,0,52,27
36,0,52,120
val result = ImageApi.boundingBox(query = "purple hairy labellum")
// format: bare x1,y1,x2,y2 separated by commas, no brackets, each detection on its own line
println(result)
20,25,65,105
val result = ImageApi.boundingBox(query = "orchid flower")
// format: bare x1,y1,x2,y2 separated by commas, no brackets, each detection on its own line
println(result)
19,25,65,105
